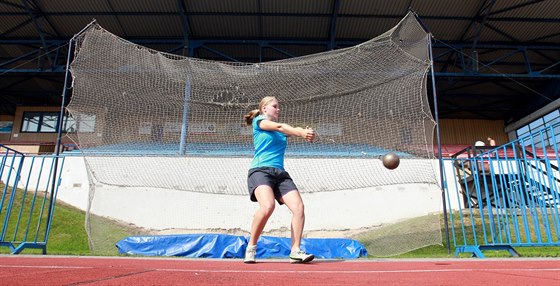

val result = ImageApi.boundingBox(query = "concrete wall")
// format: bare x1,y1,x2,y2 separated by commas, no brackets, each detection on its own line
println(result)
50,156,463,232
2,155,463,232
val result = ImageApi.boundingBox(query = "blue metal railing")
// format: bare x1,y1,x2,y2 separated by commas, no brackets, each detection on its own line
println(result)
444,124,560,257
0,145,65,254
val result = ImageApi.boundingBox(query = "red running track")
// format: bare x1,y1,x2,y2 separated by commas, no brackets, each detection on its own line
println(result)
1,255,559,285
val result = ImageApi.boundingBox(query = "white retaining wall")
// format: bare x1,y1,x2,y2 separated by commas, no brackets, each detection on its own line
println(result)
50,156,463,232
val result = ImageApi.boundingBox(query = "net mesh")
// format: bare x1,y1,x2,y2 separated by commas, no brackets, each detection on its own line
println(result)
66,12,442,256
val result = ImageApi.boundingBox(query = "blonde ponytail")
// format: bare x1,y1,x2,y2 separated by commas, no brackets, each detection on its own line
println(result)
244,96,277,126
243,96,276,126
244,109,260,126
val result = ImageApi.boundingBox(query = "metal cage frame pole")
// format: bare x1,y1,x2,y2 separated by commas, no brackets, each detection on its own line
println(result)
45,20,97,252
411,9,451,254
179,76,191,155
428,33,451,254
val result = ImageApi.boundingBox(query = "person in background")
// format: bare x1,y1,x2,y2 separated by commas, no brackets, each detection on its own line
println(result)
487,137,496,146
474,140,485,147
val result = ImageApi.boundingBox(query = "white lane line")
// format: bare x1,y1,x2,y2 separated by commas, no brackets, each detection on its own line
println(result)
2,265,559,274
155,268,560,274
0,265,94,269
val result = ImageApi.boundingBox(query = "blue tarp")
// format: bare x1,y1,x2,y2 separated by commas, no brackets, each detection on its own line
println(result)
116,234,368,259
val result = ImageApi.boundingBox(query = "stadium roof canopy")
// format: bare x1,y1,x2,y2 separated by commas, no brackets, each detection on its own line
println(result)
1,0,559,123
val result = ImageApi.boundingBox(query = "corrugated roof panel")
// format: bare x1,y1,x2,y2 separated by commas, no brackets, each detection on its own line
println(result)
482,21,559,43
411,0,481,17
46,16,123,37
261,0,331,13
263,44,326,59
0,3,59,37
262,16,330,38
2,15,43,37
336,17,397,40
528,50,560,66
193,43,328,63
36,1,181,37
474,22,508,43
1,0,22,13
109,0,177,12
491,0,560,18
38,0,111,12
421,19,472,41
140,44,186,56
194,43,260,62
1,44,34,61
185,0,260,13
340,0,410,15
189,16,260,38
117,15,183,37
207,44,260,59
431,46,449,57
476,48,526,64
454,49,529,74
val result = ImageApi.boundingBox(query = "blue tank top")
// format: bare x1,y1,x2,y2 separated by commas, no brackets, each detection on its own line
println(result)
250,115,287,170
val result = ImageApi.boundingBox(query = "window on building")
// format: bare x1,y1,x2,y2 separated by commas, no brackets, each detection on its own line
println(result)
21,111,92,133
72,114,96,132
64,116,77,132
516,109,560,148
41,113,58,132
22,112,59,133
21,112,42,132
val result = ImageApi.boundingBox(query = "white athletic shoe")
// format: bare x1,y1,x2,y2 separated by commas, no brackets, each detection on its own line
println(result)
244,245,257,263
289,250,314,263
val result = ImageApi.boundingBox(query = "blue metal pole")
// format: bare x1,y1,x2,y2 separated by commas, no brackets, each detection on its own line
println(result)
428,33,451,254
179,75,191,155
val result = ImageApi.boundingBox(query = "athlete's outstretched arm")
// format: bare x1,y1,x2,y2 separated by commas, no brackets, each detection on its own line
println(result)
259,119,315,142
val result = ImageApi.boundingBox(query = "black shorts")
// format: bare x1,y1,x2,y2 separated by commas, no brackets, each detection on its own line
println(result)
247,167,298,205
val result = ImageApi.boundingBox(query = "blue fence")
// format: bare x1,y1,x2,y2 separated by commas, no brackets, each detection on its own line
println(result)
444,124,560,257
0,145,65,254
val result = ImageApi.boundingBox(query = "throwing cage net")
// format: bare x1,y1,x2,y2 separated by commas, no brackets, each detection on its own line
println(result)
66,12,442,256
